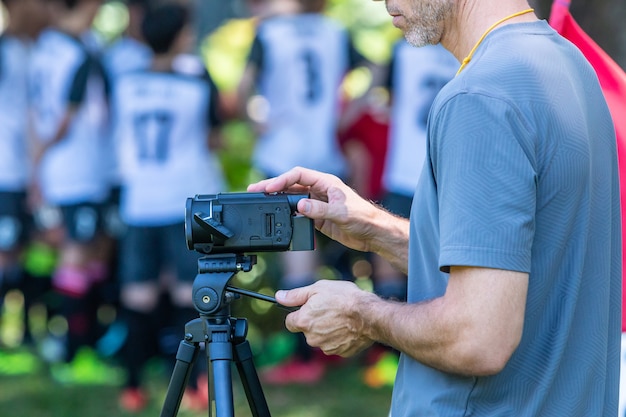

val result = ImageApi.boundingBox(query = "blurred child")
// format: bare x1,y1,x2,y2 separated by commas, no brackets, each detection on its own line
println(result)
28,0,109,361
236,0,372,385
110,2,225,412
337,87,390,203
0,0,50,344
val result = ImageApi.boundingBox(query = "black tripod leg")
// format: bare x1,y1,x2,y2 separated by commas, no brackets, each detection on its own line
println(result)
160,339,200,417
208,331,235,417
234,340,271,417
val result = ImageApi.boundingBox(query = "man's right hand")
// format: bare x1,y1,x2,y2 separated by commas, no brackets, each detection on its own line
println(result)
247,166,410,269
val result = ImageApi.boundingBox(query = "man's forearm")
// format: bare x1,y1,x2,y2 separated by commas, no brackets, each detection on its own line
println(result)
357,267,527,376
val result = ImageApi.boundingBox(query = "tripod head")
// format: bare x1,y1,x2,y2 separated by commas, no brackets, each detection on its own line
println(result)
192,253,295,316
192,253,255,315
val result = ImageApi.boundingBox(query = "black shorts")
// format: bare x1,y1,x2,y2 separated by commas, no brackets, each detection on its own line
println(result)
0,191,31,251
59,202,105,243
118,222,200,284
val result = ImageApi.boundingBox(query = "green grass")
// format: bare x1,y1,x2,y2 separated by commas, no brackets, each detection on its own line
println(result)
0,282,393,417
0,281,395,416
0,348,393,417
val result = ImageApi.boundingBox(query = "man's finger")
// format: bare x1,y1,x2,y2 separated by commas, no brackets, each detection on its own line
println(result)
275,286,311,307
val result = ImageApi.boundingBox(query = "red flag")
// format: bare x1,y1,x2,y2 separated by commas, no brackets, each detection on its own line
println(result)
549,0,626,330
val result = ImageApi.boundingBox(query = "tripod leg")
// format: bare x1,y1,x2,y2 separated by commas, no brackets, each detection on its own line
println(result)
208,330,236,417
160,339,200,417
234,340,272,417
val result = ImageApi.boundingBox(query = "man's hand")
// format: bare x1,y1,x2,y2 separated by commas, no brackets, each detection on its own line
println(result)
274,267,528,375
276,280,378,357
248,167,410,271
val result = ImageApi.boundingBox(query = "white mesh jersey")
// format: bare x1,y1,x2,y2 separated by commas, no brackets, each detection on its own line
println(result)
0,35,31,190
250,13,353,177
29,29,110,204
111,62,224,226
102,36,153,185
383,41,458,196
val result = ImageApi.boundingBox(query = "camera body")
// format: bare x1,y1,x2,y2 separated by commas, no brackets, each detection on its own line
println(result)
185,192,315,255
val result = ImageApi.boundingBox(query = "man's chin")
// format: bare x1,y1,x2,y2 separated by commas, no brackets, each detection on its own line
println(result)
403,28,439,48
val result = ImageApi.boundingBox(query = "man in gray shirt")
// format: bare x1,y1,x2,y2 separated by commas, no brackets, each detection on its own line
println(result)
248,0,621,415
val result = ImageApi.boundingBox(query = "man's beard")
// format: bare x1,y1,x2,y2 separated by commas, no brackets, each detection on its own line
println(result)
403,0,453,47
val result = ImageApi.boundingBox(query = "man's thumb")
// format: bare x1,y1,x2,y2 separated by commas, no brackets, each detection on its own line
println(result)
275,287,308,307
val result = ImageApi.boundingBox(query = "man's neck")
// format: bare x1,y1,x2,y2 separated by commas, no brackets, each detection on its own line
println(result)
442,0,537,63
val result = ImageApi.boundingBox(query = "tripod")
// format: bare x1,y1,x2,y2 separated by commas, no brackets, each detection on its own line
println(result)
160,253,275,417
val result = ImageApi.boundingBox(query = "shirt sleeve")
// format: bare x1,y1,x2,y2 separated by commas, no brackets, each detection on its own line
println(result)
431,92,536,273
67,55,91,105
202,70,223,129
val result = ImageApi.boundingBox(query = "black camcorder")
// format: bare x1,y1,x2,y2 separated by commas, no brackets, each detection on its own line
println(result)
185,192,315,255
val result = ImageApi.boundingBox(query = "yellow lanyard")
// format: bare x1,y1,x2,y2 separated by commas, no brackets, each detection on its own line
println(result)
456,8,535,76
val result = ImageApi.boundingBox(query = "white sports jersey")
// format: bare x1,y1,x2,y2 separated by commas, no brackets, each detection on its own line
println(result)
383,42,457,195
0,35,31,190
112,63,224,226
102,36,152,185
250,13,353,177
29,29,110,204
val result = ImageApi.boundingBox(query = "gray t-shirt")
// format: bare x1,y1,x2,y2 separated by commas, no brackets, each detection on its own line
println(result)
392,20,621,416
